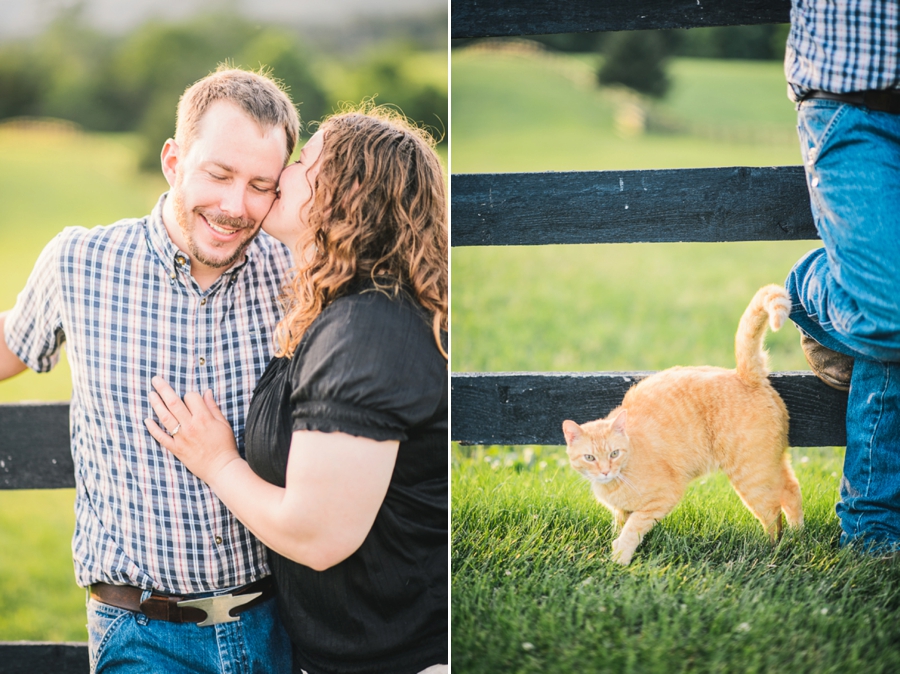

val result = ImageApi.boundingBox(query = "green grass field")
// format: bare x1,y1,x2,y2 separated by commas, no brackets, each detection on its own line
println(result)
453,445,900,673
450,45,900,673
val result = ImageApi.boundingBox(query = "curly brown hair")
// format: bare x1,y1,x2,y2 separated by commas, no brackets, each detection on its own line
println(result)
274,105,448,359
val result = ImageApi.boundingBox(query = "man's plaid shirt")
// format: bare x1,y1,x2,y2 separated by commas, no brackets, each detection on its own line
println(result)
5,194,292,594
786,0,900,101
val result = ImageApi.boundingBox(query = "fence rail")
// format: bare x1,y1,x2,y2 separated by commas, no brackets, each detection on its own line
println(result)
0,403,86,672
452,0,792,39
0,643,88,674
451,372,847,447
0,402,73,489
451,167,817,247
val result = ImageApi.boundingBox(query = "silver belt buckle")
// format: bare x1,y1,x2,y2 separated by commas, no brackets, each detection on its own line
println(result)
178,591,262,627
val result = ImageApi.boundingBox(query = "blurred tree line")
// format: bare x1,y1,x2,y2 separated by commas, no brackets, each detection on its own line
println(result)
595,25,789,98
527,24,790,61
453,24,789,99
0,6,447,169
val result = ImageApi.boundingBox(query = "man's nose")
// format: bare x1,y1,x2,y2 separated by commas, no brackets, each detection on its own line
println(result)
219,182,247,218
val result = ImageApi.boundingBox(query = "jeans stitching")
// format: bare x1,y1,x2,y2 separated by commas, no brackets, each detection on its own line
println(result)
865,364,890,504
89,602,134,673
799,100,849,164
798,102,850,228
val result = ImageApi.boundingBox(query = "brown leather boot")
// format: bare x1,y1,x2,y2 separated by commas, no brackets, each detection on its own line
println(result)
800,333,853,392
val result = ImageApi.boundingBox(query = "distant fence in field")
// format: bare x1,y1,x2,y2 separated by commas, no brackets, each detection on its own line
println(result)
450,0,848,449
0,117,82,135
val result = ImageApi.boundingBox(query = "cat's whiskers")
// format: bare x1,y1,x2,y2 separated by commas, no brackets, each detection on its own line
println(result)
615,472,642,495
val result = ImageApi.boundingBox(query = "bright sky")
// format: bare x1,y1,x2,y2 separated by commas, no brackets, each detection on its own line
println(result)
0,0,446,39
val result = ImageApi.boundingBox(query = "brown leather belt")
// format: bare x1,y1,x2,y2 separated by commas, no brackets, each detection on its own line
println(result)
802,89,900,114
90,576,275,627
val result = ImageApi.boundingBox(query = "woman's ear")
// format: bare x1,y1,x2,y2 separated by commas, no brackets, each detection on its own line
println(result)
160,139,180,188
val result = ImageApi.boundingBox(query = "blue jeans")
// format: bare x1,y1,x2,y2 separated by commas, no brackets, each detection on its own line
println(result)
786,98,900,551
87,592,292,673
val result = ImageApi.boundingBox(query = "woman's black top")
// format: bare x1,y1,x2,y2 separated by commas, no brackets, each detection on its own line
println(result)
244,286,448,674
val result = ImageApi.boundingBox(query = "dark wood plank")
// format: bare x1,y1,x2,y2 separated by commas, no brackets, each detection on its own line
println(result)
452,0,791,39
0,642,88,674
451,372,847,447
0,402,73,489
452,167,818,247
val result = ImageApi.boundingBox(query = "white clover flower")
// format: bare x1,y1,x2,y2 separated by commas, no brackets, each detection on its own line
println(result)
736,622,751,633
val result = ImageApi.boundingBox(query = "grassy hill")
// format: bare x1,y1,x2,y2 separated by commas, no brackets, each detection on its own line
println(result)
451,46,800,173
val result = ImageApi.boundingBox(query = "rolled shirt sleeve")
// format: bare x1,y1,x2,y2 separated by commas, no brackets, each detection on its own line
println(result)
5,231,68,372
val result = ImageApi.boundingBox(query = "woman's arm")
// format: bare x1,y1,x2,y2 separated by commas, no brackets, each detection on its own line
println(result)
211,430,398,570
146,377,398,570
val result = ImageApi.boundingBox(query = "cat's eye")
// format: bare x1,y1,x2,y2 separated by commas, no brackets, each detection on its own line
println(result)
583,454,596,462
610,450,620,458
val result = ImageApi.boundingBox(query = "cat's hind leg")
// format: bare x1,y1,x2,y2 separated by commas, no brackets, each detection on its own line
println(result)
726,460,790,544
779,457,804,528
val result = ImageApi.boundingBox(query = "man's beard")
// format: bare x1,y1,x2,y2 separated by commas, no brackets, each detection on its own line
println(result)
171,186,259,269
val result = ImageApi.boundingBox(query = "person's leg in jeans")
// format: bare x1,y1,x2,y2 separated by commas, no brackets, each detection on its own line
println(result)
786,99,900,551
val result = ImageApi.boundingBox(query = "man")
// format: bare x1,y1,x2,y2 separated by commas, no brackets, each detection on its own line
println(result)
0,66,299,671
784,1,900,552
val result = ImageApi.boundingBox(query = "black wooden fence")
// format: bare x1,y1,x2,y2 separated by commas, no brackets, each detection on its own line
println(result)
450,0,849,450
0,402,87,671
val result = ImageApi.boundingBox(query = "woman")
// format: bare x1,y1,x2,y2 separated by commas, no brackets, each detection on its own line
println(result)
145,106,448,674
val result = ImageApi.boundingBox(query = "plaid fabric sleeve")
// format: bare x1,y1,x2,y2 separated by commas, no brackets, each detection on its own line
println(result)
5,230,68,372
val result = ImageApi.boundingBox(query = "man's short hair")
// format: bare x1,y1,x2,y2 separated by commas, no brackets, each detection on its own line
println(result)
175,65,300,165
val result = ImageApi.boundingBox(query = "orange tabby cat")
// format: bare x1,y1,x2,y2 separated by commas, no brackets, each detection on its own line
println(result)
562,284,803,565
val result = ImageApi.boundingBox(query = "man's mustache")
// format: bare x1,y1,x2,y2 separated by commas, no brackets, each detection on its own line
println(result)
199,209,254,230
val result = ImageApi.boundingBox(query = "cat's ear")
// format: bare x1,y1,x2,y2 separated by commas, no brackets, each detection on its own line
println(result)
562,420,582,444
611,409,627,435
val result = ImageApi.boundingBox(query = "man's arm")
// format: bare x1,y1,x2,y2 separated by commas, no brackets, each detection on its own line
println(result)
0,312,28,381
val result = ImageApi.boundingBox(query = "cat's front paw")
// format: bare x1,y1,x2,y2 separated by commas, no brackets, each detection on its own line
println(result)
611,537,634,565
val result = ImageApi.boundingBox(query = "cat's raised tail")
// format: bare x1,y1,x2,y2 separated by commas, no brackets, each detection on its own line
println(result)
734,284,792,385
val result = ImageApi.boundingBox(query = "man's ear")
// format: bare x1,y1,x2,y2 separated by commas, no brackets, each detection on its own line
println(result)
160,138,179,188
